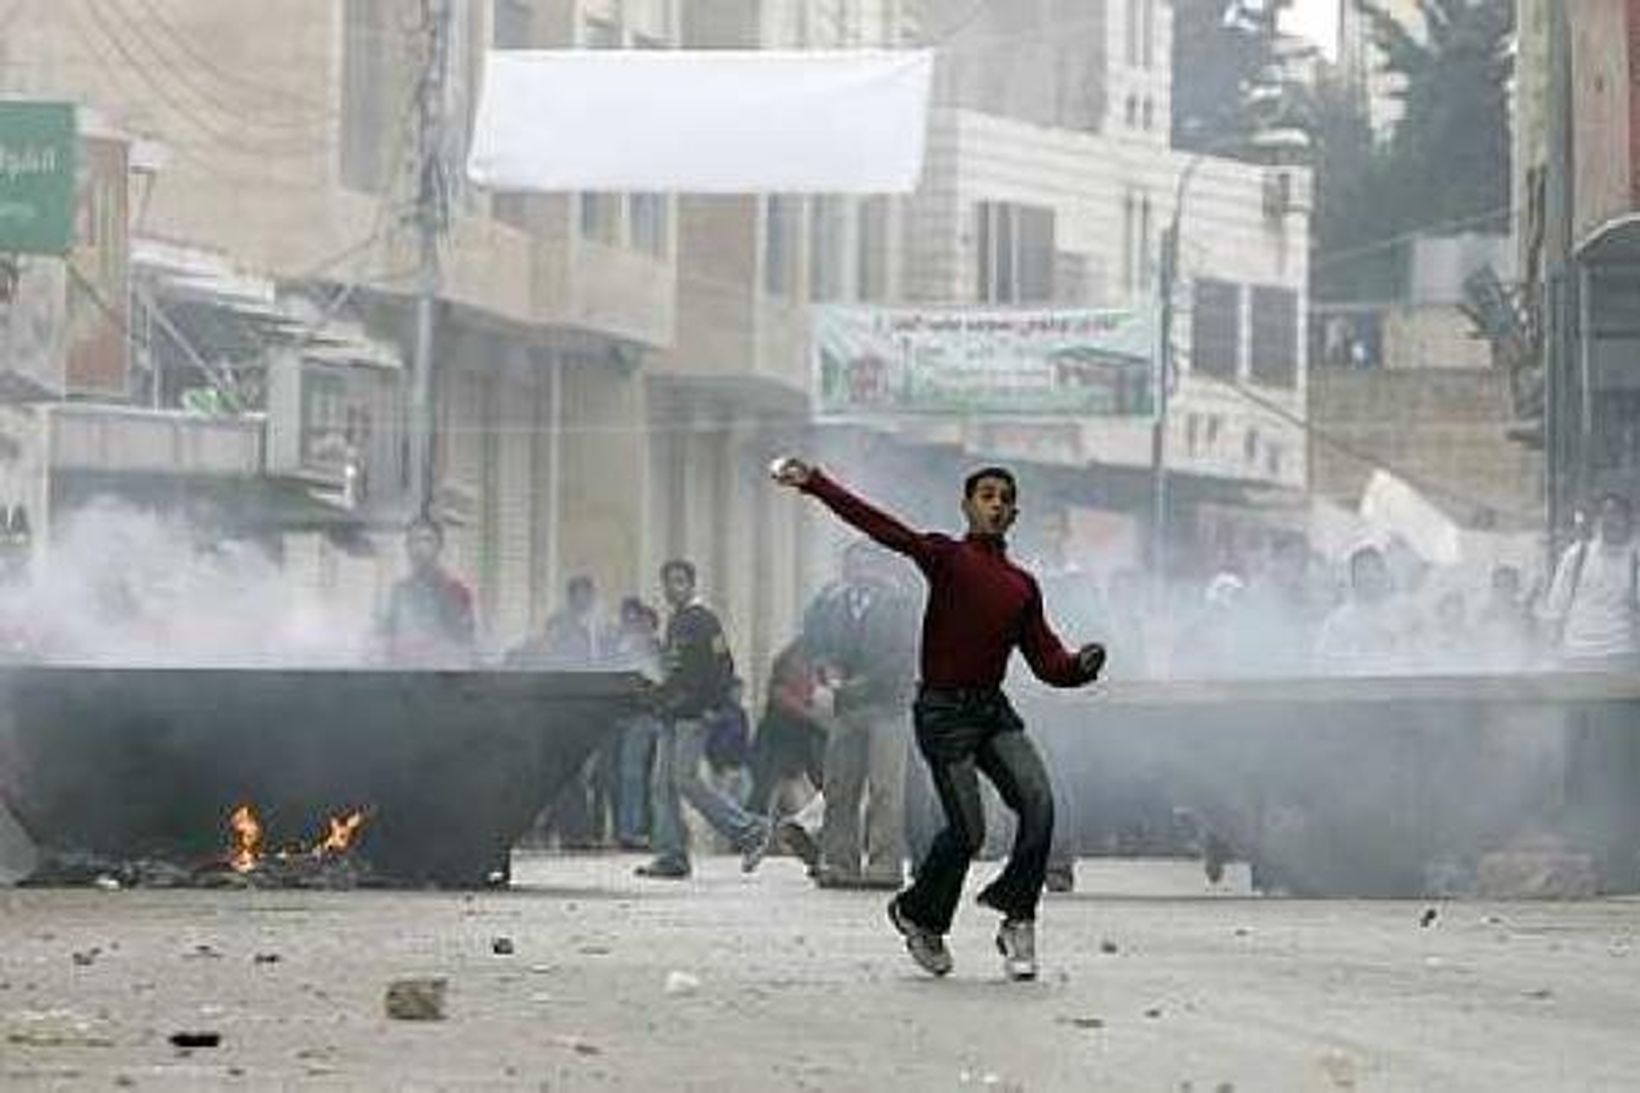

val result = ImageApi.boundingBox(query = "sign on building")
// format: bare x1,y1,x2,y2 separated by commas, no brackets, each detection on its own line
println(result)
813,306,1156,421
0,102,76,255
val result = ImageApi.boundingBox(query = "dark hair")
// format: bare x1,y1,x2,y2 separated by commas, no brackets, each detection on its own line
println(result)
567,574,595,596
1597,492,1633,519
406,515,444,544
660,558,696,584
964,466,1017,499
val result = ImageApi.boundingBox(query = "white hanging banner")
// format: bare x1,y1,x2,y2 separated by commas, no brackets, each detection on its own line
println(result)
467,49,934,194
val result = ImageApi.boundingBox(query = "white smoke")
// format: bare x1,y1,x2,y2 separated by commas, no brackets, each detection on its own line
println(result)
0,499,375,667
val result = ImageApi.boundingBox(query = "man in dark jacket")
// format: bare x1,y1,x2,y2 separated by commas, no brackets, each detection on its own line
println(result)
635,559,773,879
804,540,919,889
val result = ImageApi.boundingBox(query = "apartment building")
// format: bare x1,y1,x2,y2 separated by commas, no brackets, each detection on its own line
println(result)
0,0,689,653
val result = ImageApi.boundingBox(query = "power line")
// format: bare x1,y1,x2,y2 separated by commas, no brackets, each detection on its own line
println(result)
71,0,328,160
77,0,329,156
120,0,340,127
97,0,337,139
1203,373,1539,525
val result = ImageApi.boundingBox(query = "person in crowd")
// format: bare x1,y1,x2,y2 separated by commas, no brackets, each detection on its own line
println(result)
704,676,754,807
747,636,833,871
1242,531,1320,677
803,540,920,890
1475,564,1533,670
379,516,474,666
635,559,773,879
1021,509,1104,894
509,574,618,849
1542,493,1640,668
1540,493,1640,889
774,457,1104,982
1314,545,1405,675
612,596,664,850
1173,571,1248,679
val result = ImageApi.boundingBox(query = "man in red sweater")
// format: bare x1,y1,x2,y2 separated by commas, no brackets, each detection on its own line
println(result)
774,458,1104,980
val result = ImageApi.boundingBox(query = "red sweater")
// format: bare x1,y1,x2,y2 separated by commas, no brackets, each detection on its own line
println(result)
802,470,1091,690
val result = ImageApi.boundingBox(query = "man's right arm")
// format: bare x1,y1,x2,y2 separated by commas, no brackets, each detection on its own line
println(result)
798,468,940,567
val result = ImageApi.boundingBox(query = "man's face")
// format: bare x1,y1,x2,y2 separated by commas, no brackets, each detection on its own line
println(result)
662,568,695,608
1351,552,1391,604
962,476,1018,538
1598,499,1633,545
406,527,441,571
569,582,595,617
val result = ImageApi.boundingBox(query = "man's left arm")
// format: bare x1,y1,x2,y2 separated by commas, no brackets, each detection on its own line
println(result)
1019,582,1104,688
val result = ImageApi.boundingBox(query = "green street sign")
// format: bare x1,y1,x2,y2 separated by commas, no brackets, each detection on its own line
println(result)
0,102,77,255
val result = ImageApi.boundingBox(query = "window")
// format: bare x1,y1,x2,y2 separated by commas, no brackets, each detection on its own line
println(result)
1142,96,1154,131
1139,196,1153,288
809,196,847,301
764,195,799,296
340,0,392,192
976,201,1054,304
493,0,531,47
629,194,669,258
583,15,619,46
490,3,534,227
580,194,619,244
857,196,890,302
1191,279,1241,378
1122,191,1136,292
1249,286,1299,387
1125,94,1137,127
577,14,622,242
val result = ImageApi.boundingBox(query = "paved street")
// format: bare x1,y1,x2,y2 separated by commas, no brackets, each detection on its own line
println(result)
2,852,1639,1090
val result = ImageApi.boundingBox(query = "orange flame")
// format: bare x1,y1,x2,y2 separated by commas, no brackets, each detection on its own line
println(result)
228,804,263,873
313,810,365,857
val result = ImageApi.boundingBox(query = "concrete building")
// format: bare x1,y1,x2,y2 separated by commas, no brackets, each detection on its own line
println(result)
1524,0,1640,536
0,0,696,662
879,0,1314,576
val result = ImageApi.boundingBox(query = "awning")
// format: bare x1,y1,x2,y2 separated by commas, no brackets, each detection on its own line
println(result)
1576,213,1640,265
467,49,933,194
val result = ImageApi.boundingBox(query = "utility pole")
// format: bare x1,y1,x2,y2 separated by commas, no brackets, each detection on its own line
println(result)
409,0,450,517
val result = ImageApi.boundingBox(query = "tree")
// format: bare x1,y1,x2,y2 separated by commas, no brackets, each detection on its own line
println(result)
1171,0,1293,154
1315,0,1514,301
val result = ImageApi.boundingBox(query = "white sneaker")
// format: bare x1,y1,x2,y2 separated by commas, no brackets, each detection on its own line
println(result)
996,917,1037,981
887,898,954,977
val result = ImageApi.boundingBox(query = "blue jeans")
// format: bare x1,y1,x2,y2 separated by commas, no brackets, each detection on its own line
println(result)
650,717,768,868
897,687,1054,933
616,714,661,846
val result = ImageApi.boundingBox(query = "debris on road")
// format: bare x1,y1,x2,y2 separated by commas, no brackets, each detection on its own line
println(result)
1058,1015,1105,1030
184,944,222,960
664,970,700,996
1143,1007,1163,1019
168,1031,222,1049
1099,939,1119,955
1419,908,1438,928
384,977,448,1021
1522,987,1554,1000
491,937,515,956
4,1009,115,1048
253,953,281,965
70,948,99,966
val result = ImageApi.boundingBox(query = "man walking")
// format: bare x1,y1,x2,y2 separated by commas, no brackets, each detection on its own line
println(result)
803,540,919,889
774,459,1104,980
636,559,773,879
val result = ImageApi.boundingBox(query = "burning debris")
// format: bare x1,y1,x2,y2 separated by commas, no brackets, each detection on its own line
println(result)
23,803,379,889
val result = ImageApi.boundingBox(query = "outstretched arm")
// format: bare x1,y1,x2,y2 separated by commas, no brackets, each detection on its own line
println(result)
772,457,940,567
1018,582,1104,688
